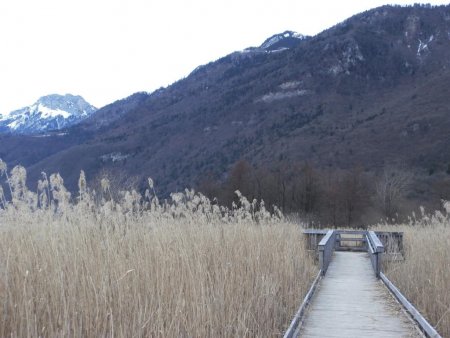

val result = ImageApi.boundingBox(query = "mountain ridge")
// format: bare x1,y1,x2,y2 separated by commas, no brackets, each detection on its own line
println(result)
1,4,450,202
0,94,97,134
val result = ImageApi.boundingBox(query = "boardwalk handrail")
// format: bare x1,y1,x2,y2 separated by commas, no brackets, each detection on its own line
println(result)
372,232,441,337
292,229,442,338
283,271,322,338
367,231,384,252
366,230,384,278
375,231,404,255
297,229,441,337
380,272,442,338
318,230,335,275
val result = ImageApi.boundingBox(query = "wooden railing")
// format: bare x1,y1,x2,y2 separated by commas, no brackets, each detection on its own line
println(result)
335,230,367,251
317,230,384,278
304,229,404,255
305,229,397,278
366,230,384,278
303,229,328,251
375,231,404,255
380,272,442,338
297,228,442,337
318,230,335,275
282,272,322,338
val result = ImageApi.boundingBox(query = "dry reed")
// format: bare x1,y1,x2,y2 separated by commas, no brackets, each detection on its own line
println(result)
0,163,316,337
376,208,450,337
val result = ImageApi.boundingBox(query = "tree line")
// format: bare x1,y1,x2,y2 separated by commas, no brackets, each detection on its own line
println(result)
198,160,423,227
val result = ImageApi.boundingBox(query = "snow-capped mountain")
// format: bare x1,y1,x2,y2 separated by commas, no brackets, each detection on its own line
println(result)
259,30,307,51
238,30,308,55
0,94,97,134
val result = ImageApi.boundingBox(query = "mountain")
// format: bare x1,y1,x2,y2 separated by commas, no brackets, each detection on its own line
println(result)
3,4,450,198
245,30,308,52
0,94,97,134
77,92,150,131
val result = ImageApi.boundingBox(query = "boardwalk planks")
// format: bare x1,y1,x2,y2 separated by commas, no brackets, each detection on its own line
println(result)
298,252,423,338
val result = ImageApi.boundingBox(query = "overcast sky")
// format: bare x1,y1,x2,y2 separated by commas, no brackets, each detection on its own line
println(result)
0,0,448,114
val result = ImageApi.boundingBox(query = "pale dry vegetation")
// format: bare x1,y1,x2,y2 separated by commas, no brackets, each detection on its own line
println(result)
377,207,450,337
0,162,316,337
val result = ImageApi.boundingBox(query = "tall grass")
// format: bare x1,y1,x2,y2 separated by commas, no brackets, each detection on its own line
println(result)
0,163,316,337
377,207,450,337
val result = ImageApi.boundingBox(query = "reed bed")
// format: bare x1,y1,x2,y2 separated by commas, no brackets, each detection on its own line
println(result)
0,164,316,337
376,208,450,337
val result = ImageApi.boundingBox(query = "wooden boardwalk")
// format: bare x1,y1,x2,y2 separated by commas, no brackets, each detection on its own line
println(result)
297,251,422,338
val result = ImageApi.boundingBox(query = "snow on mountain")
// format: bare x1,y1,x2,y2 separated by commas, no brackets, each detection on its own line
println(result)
259,30,307,51
0,94,97,134
238,30,308,55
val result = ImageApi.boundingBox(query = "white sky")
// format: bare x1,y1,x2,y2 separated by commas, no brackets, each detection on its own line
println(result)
0,0,448,114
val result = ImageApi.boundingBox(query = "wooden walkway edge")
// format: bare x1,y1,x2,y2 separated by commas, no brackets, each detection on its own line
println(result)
297,252,423,338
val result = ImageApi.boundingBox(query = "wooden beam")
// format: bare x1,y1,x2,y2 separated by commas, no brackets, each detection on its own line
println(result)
283,271,322,338
318,230,335,275
368,231,384,253
303,229,329,234
380,272,442,338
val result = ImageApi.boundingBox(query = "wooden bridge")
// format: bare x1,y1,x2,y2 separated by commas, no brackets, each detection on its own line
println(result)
284,230,442,338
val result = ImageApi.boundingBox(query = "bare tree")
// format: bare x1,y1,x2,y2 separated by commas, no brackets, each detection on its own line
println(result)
289,163,321,216
226,160,255,204
319,171,341,227
254,167,278,209
375,167,413,221
340,168,369,227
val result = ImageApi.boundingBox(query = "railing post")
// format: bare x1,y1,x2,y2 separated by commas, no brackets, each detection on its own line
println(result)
374,251,380,278
319,248,324,275
367,231,384,278
318,230,335,276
